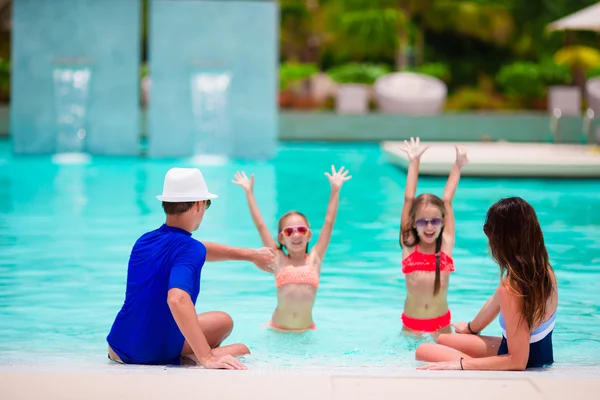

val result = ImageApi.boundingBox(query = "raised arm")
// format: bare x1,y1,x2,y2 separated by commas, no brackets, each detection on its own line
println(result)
399,137,430,248
232,171,278,249
313,165,352,259
440,145,468,249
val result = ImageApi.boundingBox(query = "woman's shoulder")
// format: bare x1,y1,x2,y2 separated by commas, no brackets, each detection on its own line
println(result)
495,279,523,307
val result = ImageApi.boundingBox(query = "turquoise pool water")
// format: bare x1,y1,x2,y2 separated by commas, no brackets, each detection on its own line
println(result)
0,139,599,369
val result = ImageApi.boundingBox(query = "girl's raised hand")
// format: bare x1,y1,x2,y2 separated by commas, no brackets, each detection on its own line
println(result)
325,165,352,191
232,171,254,193
400,137,430,161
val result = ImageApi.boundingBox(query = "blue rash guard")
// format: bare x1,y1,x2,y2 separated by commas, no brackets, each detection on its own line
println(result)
107,224,206,365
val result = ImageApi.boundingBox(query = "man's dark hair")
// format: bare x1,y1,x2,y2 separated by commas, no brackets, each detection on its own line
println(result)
162,201,196,215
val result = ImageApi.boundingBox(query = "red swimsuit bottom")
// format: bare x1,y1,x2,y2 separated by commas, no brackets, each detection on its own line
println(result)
401,245,455,333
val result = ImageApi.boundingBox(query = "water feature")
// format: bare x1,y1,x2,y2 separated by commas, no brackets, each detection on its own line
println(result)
190,71,232,164
52,66,92,163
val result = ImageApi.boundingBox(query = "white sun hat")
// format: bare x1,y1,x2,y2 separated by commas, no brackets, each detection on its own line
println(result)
156,168,218,202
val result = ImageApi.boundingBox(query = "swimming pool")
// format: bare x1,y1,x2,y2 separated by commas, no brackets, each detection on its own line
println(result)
0,139,599,369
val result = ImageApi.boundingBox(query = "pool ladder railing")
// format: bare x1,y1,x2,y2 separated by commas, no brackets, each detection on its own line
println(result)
549,107,596,144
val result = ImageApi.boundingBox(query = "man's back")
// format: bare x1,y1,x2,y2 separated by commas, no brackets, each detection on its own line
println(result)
107,224,206,365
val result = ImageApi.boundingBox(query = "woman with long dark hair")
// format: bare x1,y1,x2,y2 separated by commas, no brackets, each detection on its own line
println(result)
415,197,558,370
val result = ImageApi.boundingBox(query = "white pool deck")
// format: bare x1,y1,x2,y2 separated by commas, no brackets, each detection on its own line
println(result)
381,141,600,178
1,364,599,400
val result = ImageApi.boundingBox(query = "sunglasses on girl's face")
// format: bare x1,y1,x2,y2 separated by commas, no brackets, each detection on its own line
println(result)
204,200,211,210
280,225,309,237
415,218,443,229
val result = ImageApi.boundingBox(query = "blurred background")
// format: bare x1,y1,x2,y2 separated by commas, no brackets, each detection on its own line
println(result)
275,0,599,113
0,0,599,159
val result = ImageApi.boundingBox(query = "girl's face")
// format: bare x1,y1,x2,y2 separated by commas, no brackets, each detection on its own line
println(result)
414,204,444,245
279,214,312,252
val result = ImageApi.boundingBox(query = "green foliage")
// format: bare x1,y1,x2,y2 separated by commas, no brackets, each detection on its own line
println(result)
496,61,571,100
328,7,403,62
586,66,600,79
445,87,518,111
140,63,149,79
538,60,572,86
496,62,546,99
279,62,319,90
410,63,451,82
326,63,390,85
509,0,600,59
554,45,600,71
0,58,10,91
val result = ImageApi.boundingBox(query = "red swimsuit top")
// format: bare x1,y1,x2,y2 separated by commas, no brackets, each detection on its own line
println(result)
402,245,455,274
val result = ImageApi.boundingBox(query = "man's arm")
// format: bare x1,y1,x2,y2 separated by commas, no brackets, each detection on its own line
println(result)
203,242,276,273
204,242,255,262
167,288,245,370
167,288,213,363
167,244,246,370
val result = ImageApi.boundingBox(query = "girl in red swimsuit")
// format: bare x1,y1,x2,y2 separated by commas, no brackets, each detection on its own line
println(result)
232,165,352,332
399,137,468,337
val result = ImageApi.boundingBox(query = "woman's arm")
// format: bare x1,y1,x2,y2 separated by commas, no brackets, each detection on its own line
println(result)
313,165,352,259
441,145,468,251
460,284,530,371
232,171,278,249
454,286,501,334
399,138,429,249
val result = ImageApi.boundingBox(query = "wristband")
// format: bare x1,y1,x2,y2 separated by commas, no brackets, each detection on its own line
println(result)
467,321,479,335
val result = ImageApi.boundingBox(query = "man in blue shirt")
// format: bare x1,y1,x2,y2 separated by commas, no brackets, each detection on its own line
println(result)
107,168,275,370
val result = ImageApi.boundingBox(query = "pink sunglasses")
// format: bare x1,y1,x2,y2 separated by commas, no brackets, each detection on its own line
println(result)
280,225,310,237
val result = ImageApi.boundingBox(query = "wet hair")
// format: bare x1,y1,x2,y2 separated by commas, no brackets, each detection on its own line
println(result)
400,193,446,296
484,197,554,331
277,210,310,254
162,201,195,215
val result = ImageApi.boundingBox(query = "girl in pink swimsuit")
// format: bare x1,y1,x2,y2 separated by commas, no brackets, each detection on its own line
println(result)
399,137,468,337
232,165,352,332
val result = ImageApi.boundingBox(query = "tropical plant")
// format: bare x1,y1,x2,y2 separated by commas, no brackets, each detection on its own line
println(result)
327,63,390,85
554,45,600,72
280,62,319,91
496,62,545,100
410,62,451,82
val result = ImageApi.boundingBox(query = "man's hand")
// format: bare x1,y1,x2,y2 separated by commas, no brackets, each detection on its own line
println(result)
250,247,276,271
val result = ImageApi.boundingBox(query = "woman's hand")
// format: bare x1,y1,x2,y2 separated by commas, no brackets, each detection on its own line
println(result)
417,360,462,370
452,321,470,334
